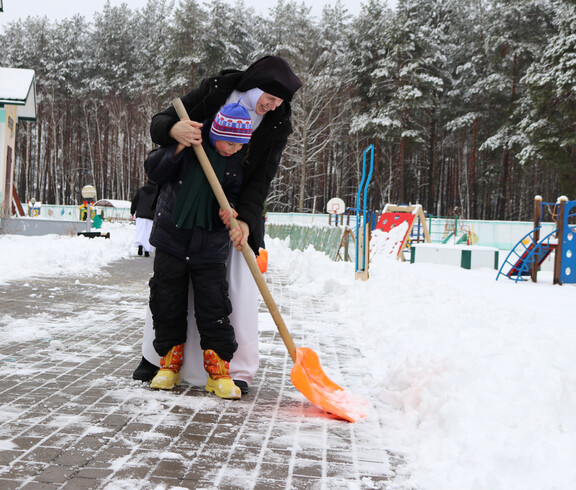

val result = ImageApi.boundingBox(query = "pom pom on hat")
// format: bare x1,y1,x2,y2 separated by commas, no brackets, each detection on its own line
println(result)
209,101,252,147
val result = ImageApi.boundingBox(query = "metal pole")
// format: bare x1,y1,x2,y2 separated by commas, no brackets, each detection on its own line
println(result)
355,152,367,273
86,200,92,232
531,195,542,282
355,145,374,280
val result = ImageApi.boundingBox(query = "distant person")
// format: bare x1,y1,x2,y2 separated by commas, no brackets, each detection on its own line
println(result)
130,183,156,257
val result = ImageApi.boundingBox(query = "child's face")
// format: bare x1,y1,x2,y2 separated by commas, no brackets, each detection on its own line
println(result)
214,140,244,157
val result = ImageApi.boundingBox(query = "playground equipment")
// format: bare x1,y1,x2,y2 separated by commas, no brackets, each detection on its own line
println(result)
326,197,346,225
27,199,42,217
355,145,374,280
496,196,576,284
442,219,477,245
372,203,431,261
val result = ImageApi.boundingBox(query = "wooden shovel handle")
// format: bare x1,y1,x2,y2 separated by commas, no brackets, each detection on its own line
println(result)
172,98,297,362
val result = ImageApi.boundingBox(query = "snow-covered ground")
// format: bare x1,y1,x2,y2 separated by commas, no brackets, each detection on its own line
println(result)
1,221,575,489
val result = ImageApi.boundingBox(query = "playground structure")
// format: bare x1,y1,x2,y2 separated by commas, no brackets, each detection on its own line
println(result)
371,203,431,261
496,196,576,284
355,145,374,280
442,218,478,245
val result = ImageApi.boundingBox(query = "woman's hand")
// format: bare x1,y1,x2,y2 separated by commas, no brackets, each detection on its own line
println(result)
170,119,203,155
219,208,249,249
219,208,238,228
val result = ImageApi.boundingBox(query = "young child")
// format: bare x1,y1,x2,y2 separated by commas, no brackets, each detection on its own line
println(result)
143,102,252,399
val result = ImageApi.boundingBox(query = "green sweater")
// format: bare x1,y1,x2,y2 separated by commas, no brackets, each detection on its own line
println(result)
172,145,227,230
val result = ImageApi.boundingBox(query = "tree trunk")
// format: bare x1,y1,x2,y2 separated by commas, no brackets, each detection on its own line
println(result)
469,117,479,218
398,135,406,204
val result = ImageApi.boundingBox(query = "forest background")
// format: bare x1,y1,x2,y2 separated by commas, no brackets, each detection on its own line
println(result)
1,0,574,221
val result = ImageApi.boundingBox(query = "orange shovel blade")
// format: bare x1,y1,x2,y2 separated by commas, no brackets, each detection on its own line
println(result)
256,248,268,273
290,347,368,423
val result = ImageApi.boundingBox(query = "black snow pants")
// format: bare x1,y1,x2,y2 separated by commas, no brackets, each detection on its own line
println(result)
149,248,237,361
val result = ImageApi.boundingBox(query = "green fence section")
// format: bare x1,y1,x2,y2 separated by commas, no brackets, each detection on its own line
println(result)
266,224,354,261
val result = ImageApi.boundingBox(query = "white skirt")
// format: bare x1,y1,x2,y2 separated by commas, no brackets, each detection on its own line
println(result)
133,218,155,253
141,246,260,385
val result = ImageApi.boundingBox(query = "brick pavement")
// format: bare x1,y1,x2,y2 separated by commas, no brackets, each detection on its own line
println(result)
0,256,410,489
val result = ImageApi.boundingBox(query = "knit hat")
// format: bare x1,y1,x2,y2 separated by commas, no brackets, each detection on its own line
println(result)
209,101,252,148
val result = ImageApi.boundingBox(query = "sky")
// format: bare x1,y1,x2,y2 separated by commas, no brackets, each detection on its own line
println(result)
1,217,575,489
0,0,397,25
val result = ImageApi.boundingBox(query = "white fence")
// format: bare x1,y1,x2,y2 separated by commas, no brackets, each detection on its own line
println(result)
266,212,557,251
11,205,558,252
22,203,132,222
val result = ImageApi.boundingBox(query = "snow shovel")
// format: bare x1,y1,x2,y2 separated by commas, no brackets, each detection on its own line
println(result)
172,98,367,422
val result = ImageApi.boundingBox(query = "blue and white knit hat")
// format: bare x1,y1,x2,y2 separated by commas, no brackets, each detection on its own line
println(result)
209,101,252,147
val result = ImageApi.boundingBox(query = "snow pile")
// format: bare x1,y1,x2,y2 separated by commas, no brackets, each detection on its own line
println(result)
369,222,409,258
270,237,576,490
0,222,134,285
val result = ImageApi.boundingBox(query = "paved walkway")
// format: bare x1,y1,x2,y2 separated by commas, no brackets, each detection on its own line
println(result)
0,256,409,489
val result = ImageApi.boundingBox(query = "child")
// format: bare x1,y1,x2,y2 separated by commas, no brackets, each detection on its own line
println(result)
143,102,252,399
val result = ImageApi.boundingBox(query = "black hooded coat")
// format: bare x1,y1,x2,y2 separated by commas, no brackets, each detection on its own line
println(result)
130,184,157,220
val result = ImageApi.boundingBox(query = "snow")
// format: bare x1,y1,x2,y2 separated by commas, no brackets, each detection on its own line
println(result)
0,67,35,101
1,220,575,489
0,222,134,285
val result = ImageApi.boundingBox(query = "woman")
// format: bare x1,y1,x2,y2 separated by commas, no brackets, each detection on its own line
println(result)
132,55,301,394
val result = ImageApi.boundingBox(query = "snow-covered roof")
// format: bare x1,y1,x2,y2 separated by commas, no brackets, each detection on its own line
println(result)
0,67,37,121
94,199,131,208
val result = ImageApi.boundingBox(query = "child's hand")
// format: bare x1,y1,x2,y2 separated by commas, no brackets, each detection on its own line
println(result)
229,220,249,251
219,208,238,228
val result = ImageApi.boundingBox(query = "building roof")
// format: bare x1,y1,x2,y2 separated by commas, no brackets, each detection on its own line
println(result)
0,67,37,121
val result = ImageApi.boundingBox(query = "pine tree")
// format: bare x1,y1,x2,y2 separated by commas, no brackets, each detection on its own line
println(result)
474,0,555,219
348,0,395,207
519,0,576,199
165,0,208,94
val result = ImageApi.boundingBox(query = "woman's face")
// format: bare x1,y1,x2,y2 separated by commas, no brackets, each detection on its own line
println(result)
255,93,284,115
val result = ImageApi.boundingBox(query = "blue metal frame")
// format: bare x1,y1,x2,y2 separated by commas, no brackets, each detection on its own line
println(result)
355,145,374,273
496,199,576,284
496,226,558,283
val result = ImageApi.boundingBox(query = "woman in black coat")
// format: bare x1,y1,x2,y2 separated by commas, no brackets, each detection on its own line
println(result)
133,55,301,394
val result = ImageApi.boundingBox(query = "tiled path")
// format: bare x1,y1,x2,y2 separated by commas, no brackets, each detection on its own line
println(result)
0,257,411,489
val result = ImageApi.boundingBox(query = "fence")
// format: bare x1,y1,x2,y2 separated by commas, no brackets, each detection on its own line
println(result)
266,212,558,262
266,223,353,261
21,204,132,222
7,205,558,261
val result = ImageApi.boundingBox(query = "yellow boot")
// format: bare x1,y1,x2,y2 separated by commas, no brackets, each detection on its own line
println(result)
150,344,184,390
203,350,241,399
